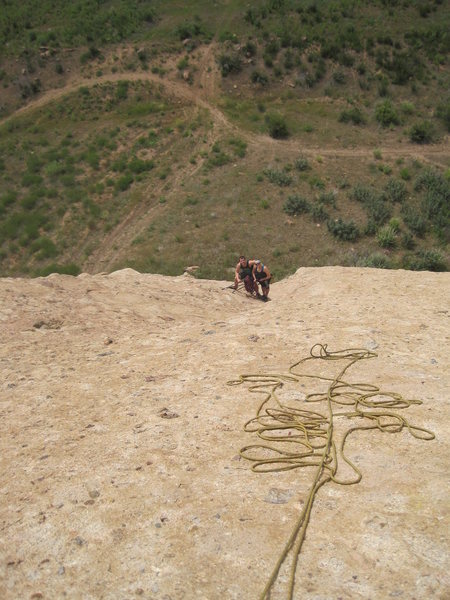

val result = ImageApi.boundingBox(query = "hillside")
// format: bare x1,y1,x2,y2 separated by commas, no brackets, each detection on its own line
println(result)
0,0,449,279
0,267,449,599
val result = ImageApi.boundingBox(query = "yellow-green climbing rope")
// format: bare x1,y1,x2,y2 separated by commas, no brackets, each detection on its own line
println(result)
228,344,435,600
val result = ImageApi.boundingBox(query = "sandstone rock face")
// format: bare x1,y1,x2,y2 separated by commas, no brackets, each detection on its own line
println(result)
0,267,448,599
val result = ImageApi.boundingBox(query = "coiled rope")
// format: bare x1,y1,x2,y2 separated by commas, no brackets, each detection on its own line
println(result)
227,344,435,600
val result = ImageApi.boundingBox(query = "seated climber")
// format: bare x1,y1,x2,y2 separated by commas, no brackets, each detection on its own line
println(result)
234,255,257,295
253,260,271,301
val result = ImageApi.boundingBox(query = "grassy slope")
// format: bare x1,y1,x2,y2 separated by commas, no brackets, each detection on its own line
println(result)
0,0,448,279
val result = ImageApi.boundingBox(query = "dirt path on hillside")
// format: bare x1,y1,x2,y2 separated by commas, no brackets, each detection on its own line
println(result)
3,44,448,166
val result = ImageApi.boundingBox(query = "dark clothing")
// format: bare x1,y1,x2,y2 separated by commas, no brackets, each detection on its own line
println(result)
239,260,253,279
255,266,271,289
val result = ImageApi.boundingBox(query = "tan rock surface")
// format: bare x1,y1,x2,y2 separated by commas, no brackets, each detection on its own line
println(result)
0,267,448,600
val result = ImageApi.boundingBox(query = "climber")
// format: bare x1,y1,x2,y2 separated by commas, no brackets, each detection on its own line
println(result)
234,255,257,295
253,260,271,301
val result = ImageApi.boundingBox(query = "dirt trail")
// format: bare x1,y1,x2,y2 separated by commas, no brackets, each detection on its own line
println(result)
4,46,448,165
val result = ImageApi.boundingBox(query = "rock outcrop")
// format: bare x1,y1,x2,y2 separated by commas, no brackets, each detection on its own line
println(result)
1,267,448,599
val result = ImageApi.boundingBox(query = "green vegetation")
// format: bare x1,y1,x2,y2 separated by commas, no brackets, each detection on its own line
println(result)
0,1,448,277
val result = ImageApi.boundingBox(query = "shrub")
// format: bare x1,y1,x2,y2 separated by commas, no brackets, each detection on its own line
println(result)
388,217,401,233
327,218,359,241
339,107,366,125
116,80,129,100
31,236,58,259
377,225,397,248
128,157,154,173
318,191,336,208
22,173,43,186
283,195,310,216
406,250,447,272
26,155,43,173
401,232,416,249
115,174,133,191
402,207,427,236
38,263,80,276
436,99,450,131
375,100,400,127
357,253,392,269
243,41,257,57
310,203,329,222
207,151,231,168
400,101,415,115
309,176,325,190
264,168,292,186
45,160,66,177
385,178,407,203
351,184,378,205
218,53,242,76
228,138,247,158
265,113,289,139
294,156,310,171
251,70,269,85
333,69,346,84
409,121,435,144
367,197,392,226
0,190,17,211
400,168,411,181
176,21,206,40
80,46,101,64
415,169,449,233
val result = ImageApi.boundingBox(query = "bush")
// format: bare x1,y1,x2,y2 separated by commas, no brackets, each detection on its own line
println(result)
436,99,450,131
251,70,268,85
128,157,154,173
116,80,129,100
243,41,257,57
264,168,292,186
388,217,401,233
368,197,392,226
0,190,17,211
339,107,366,125
401,232,416,249
351,184,378,204
228,137,247,157
402,207,427,237
176,21,207,40
265,113,289,139
375,100,400,127
415,169,449,234
37,263,81,276
377,225,397,248
283,195,310,216
207,152,231,168
115,174,133,191
318,191,336,208
409,121,435,144
310,203,329,222
385,178,407,203
400,168,411,181
295,156,310,171
22,173,43,187
406,250,447,272
357,253,392,269
332,70,346,84
218,53,242,77
327,218,359,241
31,236,58,259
